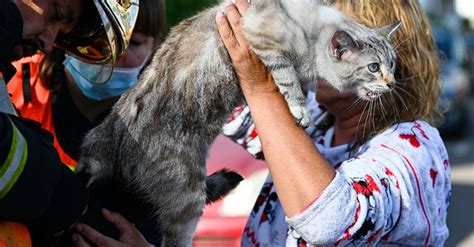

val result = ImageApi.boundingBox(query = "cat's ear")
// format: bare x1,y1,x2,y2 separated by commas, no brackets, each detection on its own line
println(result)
376,21,402,40
331,30,357,60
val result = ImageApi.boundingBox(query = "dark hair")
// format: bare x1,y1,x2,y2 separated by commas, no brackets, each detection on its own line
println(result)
134,0,167,48
40,0,167,90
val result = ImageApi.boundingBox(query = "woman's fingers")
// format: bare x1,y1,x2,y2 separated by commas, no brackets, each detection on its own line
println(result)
223,2,245,47
216,11,238,52
217,1,252,58
220,0,251,49
101,208,134,237
216,0,274,92
101,209,149,246
72,210,149,247
74,223,119,247
72,233,91,247
232,0,250,15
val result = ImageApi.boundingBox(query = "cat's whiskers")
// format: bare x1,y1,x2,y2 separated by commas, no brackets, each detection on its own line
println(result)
362,102,369,141
393,47,410,57
363,100,374,140
398,70,429,83
356,100,370,141
370,100,376,135
393,36,413,51
370,100,376,138
388,90,401,121
377,95,389,124
393,83,420,104
392,89,409,111
345,97,363,112
393,73,425,103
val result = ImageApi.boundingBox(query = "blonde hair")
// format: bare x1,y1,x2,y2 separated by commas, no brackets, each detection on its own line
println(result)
331,0,443,145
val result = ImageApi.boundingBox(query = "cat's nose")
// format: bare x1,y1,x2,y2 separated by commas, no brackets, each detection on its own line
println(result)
386,82,396,90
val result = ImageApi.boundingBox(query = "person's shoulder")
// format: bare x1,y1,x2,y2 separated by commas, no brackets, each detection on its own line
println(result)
383,120,442,143
365,120,447,158
350,121,449,181
9,53,45,90
11,54,44,69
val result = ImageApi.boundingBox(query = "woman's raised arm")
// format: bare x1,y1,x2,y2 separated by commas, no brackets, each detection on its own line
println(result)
216,0,336,217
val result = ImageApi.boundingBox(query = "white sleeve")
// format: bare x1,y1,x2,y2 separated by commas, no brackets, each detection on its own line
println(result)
221,104,264,159
221,91,325,160
286,122,451,246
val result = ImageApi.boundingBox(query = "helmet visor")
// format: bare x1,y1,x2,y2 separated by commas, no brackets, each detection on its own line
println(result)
55,0,139,83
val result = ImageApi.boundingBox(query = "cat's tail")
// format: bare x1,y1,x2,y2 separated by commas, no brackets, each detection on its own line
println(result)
205,169,243,204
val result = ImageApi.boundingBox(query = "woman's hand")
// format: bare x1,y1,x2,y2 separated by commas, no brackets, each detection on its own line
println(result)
72,209,150,247
216,0,276,94
216,1,335,217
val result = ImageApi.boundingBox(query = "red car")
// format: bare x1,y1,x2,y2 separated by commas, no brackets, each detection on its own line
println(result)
193,135,268,246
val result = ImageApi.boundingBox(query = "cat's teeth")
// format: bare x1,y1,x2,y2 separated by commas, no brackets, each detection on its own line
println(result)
366,91,379,99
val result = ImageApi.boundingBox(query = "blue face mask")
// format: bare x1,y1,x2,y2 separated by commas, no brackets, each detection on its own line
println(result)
63,57,147,101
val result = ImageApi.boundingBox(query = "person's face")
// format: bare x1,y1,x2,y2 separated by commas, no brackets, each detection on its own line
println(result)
115,32,154,68
13,0,80,54
316,79,365,117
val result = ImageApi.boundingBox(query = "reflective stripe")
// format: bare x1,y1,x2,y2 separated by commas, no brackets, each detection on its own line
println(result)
0,119,28,199
0,77,18,115
66,164,76,172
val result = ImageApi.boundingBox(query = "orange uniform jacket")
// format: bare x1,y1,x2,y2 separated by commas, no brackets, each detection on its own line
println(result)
7,54,78,169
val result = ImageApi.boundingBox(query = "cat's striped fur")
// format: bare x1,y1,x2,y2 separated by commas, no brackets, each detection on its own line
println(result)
76,0,399,246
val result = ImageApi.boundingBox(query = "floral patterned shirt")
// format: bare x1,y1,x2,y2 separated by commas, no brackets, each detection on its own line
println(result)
222,91,451,246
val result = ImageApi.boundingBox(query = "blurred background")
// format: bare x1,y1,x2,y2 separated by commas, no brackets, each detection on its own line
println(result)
165,0,474,246
420,1,474,246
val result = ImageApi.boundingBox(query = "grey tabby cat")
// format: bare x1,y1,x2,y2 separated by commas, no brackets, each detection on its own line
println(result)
76,0,400,246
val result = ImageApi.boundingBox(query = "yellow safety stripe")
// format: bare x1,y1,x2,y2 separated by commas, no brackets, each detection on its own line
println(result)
66,164,76,172
0,119,28,199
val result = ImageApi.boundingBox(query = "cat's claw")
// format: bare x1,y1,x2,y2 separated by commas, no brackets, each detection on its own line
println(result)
289,105,312,128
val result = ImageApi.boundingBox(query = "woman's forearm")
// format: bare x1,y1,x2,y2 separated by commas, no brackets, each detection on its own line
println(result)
242,85,336,217
215,0,336,217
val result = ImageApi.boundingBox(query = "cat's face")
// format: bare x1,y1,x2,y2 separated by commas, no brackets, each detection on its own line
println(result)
326,23,400,101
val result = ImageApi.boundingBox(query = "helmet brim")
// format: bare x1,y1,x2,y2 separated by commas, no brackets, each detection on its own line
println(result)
55,0,139,83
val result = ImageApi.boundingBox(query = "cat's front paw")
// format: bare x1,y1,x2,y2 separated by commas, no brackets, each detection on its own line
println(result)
75,158,105,188
289,105,312,128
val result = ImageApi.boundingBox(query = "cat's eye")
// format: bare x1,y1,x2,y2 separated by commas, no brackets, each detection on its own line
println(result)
368,63,380,73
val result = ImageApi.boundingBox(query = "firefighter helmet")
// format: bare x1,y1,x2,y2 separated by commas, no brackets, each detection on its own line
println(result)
55,0,139,83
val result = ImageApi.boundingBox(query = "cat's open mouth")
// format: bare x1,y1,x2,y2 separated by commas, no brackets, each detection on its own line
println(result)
362,87,380,100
